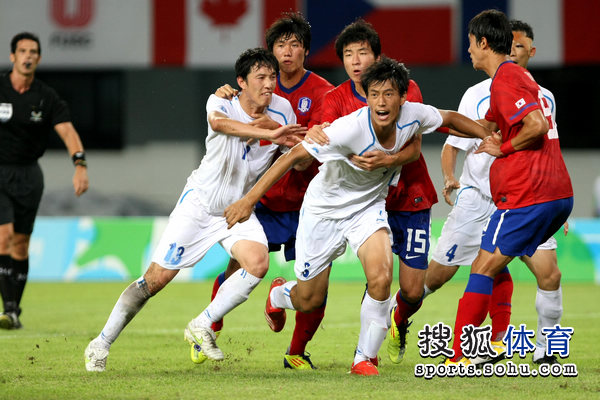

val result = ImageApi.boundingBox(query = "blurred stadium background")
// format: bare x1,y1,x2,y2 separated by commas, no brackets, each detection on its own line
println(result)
1,0,599,283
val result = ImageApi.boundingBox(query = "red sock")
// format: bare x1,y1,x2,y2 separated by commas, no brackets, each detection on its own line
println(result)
393,291,422,327
451,274,493,361
489,268,513,341
288,304,326,355
210,272,226,332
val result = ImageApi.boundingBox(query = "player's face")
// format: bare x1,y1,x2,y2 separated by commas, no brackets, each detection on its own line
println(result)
366,79,406,131
467,34,484,70
510,31,535,69
10,39,41,77
272,35,307,75
342,41,377,85
238,64,277,108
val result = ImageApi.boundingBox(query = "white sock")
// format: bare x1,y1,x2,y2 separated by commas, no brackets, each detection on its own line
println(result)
99,277,152,348
192,268,261,328
534,286,563,360
423,284,434,299
354,292,390,364
271,281,297,310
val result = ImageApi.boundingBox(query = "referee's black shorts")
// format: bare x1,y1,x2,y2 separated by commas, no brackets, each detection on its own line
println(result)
0,163,44,234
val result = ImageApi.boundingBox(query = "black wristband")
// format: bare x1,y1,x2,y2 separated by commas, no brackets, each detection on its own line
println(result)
72,151,86,165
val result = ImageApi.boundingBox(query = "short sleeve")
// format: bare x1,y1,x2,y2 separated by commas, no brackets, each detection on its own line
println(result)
206,94,232,116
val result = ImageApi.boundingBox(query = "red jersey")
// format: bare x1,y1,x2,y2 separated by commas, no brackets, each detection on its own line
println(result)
320,79,438,211
260,71,334,212
486,61,573,209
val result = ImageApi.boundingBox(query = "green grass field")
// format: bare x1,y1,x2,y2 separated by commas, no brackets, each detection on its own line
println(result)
1,281,599,399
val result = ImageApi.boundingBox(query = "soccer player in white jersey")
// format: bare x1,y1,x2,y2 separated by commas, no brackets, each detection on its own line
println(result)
425,20,565,365
83,48,305,372
224,57,492,375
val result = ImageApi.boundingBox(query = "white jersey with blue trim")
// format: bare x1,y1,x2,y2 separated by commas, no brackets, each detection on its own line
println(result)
188,93,296,215
301,102,442,219
445,78,556,198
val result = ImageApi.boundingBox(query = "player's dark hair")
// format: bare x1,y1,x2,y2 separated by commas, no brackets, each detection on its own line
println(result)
361,56,409,97
468,9,512,55
265,11,311,52
11,32,41,55
334,18,381,61
235,48,279,82
510,19,534,41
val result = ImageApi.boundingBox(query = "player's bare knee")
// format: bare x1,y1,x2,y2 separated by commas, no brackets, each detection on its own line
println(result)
0,226,14,253
294,291,325,313
401,287,423,304
238,249,269,278
366,275,392,301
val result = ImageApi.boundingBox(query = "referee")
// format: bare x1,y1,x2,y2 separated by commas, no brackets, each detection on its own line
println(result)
0,32,89,329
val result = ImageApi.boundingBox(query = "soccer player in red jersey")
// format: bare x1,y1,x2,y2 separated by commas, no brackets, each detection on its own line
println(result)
446,9,573,365
314,19,438,364
200,12,334,369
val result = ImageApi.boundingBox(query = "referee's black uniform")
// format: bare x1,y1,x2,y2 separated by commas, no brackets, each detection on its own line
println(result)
0,71,71,326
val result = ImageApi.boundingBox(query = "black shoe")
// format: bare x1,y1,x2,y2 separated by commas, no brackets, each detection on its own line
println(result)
533,354,559,365
0,312,22,330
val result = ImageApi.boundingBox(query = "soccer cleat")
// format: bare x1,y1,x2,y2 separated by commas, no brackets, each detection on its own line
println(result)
443,357,471,366
184,323,224,361
469,340,506,367
265,277,287,332
533,354,560,365
0,312,22,330
284,351,316,370
350,360,379,376
84,340,109,372
387,306,411,364
190,330,221,364
354,347,379,367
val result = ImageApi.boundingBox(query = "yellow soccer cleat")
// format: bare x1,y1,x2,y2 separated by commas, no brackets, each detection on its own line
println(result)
387,306,411,364
283,351,316,370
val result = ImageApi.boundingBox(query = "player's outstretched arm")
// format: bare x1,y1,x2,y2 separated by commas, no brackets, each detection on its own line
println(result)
349,134,421,171
55,121,89,197
224,144,313,228
208,111,305,145
439,110,493,140
440,143,460,205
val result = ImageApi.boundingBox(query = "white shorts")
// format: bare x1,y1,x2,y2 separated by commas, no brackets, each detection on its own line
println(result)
432,186,559,266
536,236,557,251
294,201,392,281
431,186,496,266
151,186,268,270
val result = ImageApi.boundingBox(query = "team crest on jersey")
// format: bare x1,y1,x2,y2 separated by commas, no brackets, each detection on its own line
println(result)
515,98,526,109
297,97,312,114
0,103,12,122
30,110,43,122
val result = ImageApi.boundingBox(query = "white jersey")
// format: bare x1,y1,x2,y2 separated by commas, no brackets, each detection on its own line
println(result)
302,102,442,219
188,94,296,215
445,78,556,198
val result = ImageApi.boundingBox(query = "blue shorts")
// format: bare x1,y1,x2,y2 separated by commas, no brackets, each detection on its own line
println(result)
481,197,573,257
255,202,299,261
388,209,431,269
